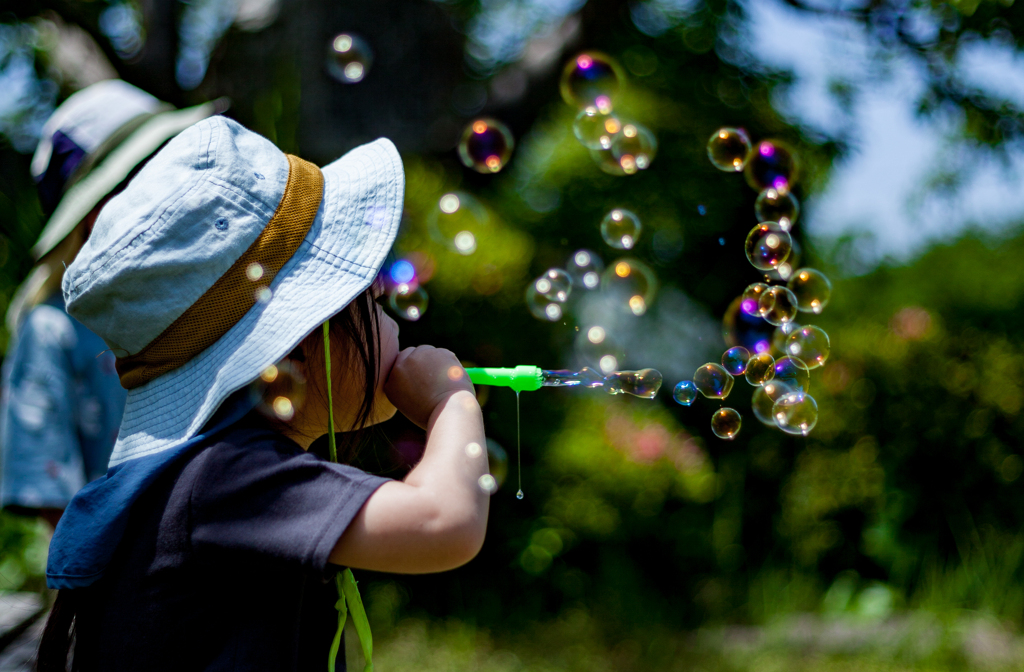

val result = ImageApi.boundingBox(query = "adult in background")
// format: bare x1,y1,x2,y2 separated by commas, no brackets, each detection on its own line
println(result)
0,80,222,529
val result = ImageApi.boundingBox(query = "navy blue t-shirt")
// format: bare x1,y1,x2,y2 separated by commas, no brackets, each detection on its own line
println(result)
72,416,389,671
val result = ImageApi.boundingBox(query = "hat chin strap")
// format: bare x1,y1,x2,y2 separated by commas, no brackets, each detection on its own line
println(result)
323,321,373,672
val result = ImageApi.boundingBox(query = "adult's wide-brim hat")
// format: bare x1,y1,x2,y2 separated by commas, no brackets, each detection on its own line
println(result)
30,79,224,260
63,116,404,467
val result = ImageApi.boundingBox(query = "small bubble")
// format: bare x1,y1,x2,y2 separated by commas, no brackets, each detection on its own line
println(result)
611,123,657,174
326,33,373,83
786,325,830,369
751,380,794,426
673,380,698,406
711,407,742,440
250,360,306,423
773,356,810,392
755,188,800,231
787,268,833,314
759,286,799,326
448,366,466,381
741,283,770,316
601,258,657,316
567,248,604,290
479,474,498,494
600,208,642,250
772,390,818,435
745,221,792,271
389,284,429,321
744,352,775,386
255,286,273,303
721,346,750,376
428,192,488,255
573,106,623,150
745,139,798,193
560,51,624,109
693,363,734,399
246,263,264,282
707,127,752,172
697,204,707,215
458,118,514,174
718,237,725,246
466,442,483,458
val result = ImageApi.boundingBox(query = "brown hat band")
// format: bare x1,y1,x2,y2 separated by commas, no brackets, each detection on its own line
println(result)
116,154,324,390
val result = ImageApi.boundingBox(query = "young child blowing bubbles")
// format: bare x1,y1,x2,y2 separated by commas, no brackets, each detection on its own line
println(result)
38,115,489,672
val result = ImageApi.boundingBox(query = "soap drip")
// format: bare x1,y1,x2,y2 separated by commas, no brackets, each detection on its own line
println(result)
541,367,663,399
515,391,523,500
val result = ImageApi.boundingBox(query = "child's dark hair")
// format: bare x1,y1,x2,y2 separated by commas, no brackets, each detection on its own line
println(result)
37,284,383,671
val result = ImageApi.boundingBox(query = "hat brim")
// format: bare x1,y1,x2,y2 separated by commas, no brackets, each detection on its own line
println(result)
106,138,404,466
31,101,221,260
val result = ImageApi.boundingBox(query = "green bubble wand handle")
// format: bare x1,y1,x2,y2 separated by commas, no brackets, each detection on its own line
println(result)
465,366,543,393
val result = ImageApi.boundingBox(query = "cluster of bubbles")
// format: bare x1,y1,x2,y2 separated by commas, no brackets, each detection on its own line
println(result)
666,132,836,440
326,33,373,84
563,52,657,176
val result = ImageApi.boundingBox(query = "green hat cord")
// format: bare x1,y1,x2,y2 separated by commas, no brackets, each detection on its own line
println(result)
323,322,374,672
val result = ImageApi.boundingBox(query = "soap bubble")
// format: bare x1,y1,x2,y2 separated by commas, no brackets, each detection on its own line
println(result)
246,262,264,282
590,147,628,176
773,356,810,392
722,297,774,355
428,192,489,255
787,268,832,314
611,122,657,174
250,361,306,422
534,268,573,303
673,380,698,406
389,284,429,321
742,283,770,316
478,474,498,494
601,258,657,316
254,286,273,304
759,286,799,326
721,346,750,376
326,33,373,83
745,139,798,193
560,51,623,109
773,390,818,435
744,351,775,386
458,118,514,174
605,368,663,398
567,249,604,290
755,188,800,231
786,325,830,369
574,106,622,150
487,438,508,487
526,285,563,321
707,127,752,172
576,326,624,373
693,363,734,399
745,221,792,271
600,208,642,250
751,379,794,426
711,407,742,440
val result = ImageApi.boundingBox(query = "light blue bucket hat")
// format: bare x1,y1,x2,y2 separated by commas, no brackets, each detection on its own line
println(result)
48,115,402,588
63,115,404,467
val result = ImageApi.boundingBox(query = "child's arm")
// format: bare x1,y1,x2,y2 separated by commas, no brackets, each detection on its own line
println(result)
329,345,489,573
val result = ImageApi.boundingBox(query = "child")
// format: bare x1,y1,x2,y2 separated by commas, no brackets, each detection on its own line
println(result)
38,116,490,671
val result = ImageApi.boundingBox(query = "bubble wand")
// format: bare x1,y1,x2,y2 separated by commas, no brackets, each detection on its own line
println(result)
465,365,663,499
323,322,373,672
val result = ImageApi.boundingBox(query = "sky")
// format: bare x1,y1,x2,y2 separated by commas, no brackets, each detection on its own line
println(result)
738,0,1024,271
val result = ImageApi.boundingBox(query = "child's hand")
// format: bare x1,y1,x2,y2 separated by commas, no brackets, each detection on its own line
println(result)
384,346,475,429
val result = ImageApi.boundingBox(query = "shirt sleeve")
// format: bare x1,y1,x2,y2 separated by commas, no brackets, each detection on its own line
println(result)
188,430,390,575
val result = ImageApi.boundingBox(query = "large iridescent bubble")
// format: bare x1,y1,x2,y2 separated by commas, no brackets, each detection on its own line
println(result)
707,127,752,172
560,51,624,109
326,33,373,83
745,222,792,272
745,139,798,194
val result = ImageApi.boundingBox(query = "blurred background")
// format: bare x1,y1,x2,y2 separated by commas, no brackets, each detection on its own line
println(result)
3,0,1024,669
